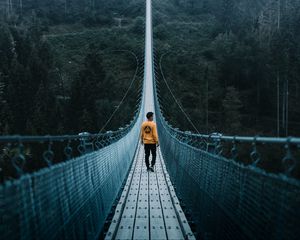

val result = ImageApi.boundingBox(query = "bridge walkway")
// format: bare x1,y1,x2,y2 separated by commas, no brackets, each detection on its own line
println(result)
105,144,195,240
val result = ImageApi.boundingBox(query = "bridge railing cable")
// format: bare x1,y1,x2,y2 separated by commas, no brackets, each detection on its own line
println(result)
0,113,143,240
96,50,142,134
0,48,144,181
153,50,300,240
0,48,145,240
0,2,147,239
155,50,300,176
0,74,145,240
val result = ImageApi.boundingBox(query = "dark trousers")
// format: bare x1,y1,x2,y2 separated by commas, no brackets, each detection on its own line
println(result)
144,144,156,168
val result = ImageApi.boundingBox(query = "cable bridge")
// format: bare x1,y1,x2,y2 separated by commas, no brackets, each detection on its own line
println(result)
1,0,300,240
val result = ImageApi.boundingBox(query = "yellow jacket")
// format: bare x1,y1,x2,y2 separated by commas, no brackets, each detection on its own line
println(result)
140,121,159,144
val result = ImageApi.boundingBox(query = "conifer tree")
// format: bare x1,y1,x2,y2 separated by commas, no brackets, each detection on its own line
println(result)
222,86,243,134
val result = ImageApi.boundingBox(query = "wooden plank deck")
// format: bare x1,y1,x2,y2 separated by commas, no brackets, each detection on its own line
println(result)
105,144,195,240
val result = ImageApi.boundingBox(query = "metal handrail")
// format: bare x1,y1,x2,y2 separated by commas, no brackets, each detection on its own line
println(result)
153,49,300,177
0,132,118,143
166,125,300,145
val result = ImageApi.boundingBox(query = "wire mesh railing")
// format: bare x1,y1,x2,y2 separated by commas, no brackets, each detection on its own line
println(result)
2,1,300,239
160,125,300,176
154,57,300,240
0,47,145,239
0,114,142,239
157,127,300,239
0,1,148,237
0,120,134,182
0,47,144,183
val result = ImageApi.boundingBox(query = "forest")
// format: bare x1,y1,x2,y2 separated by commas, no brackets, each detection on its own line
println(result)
153,0,300,137
0,0,300,138
0,0,144,135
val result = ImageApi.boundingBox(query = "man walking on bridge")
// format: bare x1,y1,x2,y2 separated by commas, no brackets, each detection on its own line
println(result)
140,112,159,172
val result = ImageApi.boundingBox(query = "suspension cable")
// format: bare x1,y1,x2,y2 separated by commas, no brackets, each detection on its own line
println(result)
158,52,201,135
98,50,142,134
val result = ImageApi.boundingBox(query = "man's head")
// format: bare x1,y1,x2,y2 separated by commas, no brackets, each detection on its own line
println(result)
146,112,154,121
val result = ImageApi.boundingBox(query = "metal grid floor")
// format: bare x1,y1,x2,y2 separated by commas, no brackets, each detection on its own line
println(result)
105,144,195,240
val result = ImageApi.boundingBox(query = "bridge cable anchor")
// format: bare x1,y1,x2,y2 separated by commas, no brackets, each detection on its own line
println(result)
282,137,296,176
250,137,261,166
11,138,26,177
43,138,54,166
231,137,238,160
214,140,223,156
64,140,73,160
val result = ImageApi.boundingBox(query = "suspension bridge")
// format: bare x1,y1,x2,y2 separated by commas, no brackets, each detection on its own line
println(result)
1,0,300,239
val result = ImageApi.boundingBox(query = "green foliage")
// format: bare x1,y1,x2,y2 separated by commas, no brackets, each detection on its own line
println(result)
154,0,300,136
222,86,242,134
0,19,63,135
67,49,105,132
0,24,14,74
131,17,145,35
0,0,144,135
2,0,299,138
